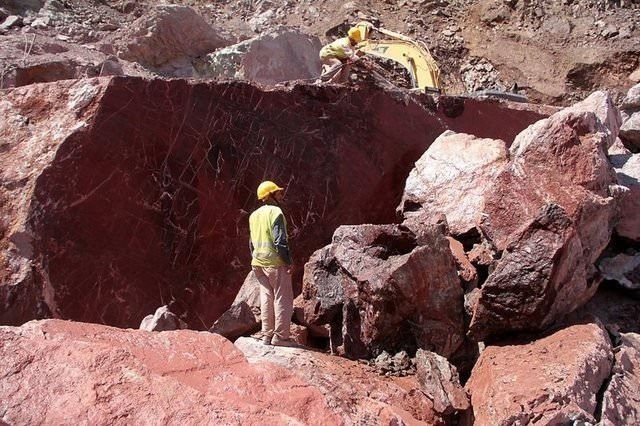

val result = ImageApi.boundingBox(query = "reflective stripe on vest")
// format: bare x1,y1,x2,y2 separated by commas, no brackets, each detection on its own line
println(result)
249,204,286,267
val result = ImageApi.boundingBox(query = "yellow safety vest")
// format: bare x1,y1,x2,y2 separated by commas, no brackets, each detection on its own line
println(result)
249,205,287,267
319,37,352,60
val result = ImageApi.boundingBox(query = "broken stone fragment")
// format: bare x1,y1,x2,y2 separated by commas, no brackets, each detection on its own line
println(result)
599,332,640,424
0,15,22,30
622,83,640,110
415,349,470,417
139,305,186,331
597,253,640,291
620,112,640,151
209,271,261,340
608,144,640,241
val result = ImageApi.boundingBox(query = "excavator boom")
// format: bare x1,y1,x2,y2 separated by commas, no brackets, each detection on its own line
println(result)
351,21,441,92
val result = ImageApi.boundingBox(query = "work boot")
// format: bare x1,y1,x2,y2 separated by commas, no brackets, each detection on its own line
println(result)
271,337,298,348
252,331,272,345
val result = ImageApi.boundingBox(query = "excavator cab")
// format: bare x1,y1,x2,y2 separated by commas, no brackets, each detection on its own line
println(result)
350,21,442,93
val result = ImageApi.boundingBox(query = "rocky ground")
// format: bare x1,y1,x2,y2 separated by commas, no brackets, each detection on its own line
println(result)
1,0,639,104
1,1,640,424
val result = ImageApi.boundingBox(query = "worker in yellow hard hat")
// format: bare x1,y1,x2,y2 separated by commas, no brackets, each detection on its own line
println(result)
249,180,295,347
319,26,363,83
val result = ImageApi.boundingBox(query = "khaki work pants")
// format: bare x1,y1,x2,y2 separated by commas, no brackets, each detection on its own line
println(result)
320,57,351,83
253,266,293,340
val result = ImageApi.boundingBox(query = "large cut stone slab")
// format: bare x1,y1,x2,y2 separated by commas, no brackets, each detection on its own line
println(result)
0,76,550,330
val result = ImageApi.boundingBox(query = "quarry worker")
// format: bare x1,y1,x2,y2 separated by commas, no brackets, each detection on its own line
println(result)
249,180,295,347
319,26,363,83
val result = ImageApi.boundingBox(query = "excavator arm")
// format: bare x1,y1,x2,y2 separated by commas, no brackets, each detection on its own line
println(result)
350,21,442,93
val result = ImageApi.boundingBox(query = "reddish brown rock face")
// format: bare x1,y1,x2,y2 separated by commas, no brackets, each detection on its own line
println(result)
0,319,341,425
465,322,613,425
236,336,446,425
0,76,549,330
467,93,621,340
300,224,465,359
469,204,591,340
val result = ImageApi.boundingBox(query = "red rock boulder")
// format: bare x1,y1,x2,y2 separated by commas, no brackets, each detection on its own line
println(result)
299,224,465,359
468,92,622,340
0,319,340,425
465,322,613,425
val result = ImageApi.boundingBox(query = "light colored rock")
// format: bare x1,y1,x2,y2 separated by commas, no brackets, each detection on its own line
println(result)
622,83,640,109
620,111,640,151
609,149,640,241
194,28,322,84
399,130,508,236
1,15,22,29
30,16,51,28
466,322,613,425
248,9,274,33
415,349,470,416
139,305,186,331
598,253,640,290
600,333,640,425
115,5,229,73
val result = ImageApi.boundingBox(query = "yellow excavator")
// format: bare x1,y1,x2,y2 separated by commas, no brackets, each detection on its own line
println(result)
348,21,442,93
321,21,527,102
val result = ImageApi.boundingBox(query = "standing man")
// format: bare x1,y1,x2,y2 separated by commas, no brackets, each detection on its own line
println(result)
249,180,294,346
319,27,363,83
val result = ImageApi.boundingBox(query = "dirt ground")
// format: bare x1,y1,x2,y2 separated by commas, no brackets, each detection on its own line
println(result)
181,0,640,104
1,0,639,105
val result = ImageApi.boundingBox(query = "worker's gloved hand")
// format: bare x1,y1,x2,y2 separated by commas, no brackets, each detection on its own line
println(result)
355,50,366,57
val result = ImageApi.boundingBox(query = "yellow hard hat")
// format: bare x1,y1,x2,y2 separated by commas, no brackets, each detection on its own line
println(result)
256,180,283,200
348,27,362,43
